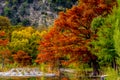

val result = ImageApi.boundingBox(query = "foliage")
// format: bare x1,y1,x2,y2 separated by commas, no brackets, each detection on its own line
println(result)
0,31,11,68
91,16,105,33
52,0,77,8
36,0,116,64
21,19,31,26
9,27,46,63
12,50,32,66
91,19,117,67
9,27,35,51
113,1,120,58
0,50,11,64
0,16,11,30
104,67,118,80
26,0,33,3
0,1,120,78
36,0,117,76
3,6,13,18
91,0,120,69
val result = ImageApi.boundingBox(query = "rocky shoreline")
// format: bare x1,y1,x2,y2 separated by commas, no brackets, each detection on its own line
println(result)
0,68,56,77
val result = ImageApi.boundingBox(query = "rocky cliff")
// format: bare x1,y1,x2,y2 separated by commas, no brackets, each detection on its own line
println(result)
0,0,77,27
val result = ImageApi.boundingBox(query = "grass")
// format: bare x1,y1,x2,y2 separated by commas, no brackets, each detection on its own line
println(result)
0,62,20,72
103,67,119,80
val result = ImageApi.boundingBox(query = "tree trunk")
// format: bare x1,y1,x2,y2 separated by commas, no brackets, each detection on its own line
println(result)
92,59,100,76
1,58,4,69
112,57,117,71
57,59,62,80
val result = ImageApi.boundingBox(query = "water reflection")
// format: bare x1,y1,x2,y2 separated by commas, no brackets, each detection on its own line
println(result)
0,76,101,80
0,77,58,80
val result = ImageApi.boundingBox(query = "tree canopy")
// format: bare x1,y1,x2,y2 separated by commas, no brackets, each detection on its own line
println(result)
36,0,117,75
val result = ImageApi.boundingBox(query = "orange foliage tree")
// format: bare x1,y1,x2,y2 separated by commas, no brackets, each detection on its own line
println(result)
0,31,10,68
36,0,117,75
12,50,32,66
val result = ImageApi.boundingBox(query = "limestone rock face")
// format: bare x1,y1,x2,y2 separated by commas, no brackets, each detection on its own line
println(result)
0,0,5,14
0,68,56,77
0,0,77,27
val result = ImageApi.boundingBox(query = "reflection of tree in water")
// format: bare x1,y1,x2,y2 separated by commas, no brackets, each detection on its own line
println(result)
61,77,70,80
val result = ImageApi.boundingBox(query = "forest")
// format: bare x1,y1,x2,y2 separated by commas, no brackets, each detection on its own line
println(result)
1,0,120,80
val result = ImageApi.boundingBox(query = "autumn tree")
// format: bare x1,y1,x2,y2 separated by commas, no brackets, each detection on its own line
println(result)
36,0,117,76
12,50,32,66
9,27,46,63
0,31,10,68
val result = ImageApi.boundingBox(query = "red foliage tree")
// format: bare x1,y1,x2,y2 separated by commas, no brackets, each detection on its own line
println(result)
0,31,8,46
0,31,10,68
36,0,117,75
12,50,32,66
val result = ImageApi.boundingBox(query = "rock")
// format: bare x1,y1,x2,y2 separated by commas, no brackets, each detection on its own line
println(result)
4,72,10,76
0,0,77,26
0,68,56,77
11,72,17,76
45,73,56,77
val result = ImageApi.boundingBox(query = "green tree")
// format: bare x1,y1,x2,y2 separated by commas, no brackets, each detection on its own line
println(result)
91,0,120,70
9,27,45,63
26,0,33,3
3,7,13,18
113,0,120,68
91,19,117,69
21,19,31,26
0,16,11,30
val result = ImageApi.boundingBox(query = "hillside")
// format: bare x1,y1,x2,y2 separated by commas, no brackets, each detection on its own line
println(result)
0,0,77,27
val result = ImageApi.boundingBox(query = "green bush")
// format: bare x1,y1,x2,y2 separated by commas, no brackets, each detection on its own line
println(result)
104,67,118,80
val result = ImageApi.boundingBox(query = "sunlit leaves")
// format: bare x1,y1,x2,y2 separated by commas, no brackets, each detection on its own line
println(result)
36,0,117,68
113,3,120,58
9,39,29,51
11,27,34,39
90,3,120,68
9,27,42,51
8,26,47,63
